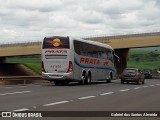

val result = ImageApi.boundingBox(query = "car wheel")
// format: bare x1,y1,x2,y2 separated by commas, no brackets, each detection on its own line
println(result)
121,80,124,84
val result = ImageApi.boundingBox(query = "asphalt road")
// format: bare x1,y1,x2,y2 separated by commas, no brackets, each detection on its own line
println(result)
0,79,160,120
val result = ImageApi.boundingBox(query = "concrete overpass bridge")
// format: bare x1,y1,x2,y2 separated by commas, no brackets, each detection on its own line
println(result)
0,32,160,73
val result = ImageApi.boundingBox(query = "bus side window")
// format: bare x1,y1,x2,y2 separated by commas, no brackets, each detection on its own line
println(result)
107,50,113,62
101,51,107,59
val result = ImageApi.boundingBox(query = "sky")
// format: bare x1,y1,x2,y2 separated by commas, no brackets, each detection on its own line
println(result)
0,0,160,43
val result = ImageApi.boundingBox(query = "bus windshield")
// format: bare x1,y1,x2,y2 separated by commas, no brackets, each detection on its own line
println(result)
43,37,70,49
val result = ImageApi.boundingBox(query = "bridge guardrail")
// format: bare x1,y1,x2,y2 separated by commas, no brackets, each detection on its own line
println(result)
0,31,160,48
0,41,41,47
83,31,160,40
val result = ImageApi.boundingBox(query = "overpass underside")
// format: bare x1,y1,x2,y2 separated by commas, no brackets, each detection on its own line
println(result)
114,49,129,75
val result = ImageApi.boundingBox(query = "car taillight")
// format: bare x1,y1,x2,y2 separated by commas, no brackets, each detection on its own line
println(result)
41,61,45,72
134,73,140,76
67,61,73,73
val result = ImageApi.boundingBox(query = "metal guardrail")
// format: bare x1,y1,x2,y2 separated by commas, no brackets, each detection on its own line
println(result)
0,76,42,80
0,76,42,85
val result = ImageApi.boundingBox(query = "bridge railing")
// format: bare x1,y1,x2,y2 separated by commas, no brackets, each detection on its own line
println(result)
0,41,42,47
0,31,160,47
83,31,160,41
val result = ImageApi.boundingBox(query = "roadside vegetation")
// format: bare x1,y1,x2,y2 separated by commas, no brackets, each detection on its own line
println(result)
128,49,160,71
7,56,41,75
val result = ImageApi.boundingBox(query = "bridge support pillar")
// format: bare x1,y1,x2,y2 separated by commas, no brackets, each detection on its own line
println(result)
115,48,129,75
0,57,6,63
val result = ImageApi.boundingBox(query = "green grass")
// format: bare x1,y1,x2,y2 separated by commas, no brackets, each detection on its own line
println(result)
23,63,41,75
128,50,160,70
7,57,41,75
7,57,41,64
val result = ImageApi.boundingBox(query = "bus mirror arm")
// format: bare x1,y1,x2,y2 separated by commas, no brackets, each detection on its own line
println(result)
114,54,120,63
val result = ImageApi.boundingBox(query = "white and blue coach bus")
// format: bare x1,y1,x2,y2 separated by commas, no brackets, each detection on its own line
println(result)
42,36,119,85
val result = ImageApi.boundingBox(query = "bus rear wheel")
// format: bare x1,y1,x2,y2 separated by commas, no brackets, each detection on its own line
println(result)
79,71,86,85
85,72,91,85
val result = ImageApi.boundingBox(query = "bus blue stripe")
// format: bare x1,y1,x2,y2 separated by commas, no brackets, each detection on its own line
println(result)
74,57,116,73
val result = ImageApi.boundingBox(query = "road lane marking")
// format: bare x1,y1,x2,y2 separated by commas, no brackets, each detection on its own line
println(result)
13,108,29,112
113,79,120,81
150,85,155,87
43,101,69,107
16,86,27,88
119,89,130,92
32,85,42,87
4,87,13,89
0,91,31,96
156,84,160,86
109,83,114,85
97,84,108,86
78,96,96,100
134,87,141,89
100,92,114,96
143,86,149,88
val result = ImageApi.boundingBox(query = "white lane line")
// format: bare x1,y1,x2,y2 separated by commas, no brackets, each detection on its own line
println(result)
31,85,42,87
156,84,160,86
134,87,141,90
16,86,27,88
150,85,155,87
97,84,108,86
143,86,149,88
4,87,13,89
43,101,69,107
119,89,130,92
13,108,29,112
109,83,114,85
0,91,31,96
113,79,120,81
100,92,114,96
78,96,96,100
